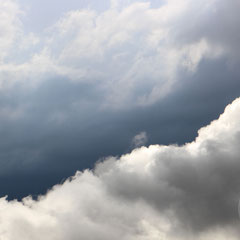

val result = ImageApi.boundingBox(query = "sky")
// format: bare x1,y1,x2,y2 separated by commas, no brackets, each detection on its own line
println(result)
0,0,240,239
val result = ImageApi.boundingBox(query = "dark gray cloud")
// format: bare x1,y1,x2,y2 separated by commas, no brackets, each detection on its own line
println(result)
1,97,240,239
0,0,240,238
0,57,240,200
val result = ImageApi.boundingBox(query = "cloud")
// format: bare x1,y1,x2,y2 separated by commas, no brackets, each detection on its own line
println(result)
132,131,148,147
0,0,22,62
36,0,223,107
0,0,236,107
0,0,239,201
1,97,240,239
0,0,239,109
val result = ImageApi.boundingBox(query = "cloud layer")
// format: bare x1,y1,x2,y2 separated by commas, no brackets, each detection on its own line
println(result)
1,0,239,107
0,0,240,205
1,97,240,239
1,1,240,236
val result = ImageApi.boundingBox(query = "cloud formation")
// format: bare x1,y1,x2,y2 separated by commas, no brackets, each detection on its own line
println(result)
0,2,237,238
0,0,240,204
1,97,240,239
0,0,238,107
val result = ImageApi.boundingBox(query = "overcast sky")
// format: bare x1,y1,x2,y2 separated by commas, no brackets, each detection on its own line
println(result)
0,0,240,239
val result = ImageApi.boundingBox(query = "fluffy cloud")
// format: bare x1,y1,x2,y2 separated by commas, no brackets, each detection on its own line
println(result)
0,0,237,107
1,97,240,239
32,0,225,107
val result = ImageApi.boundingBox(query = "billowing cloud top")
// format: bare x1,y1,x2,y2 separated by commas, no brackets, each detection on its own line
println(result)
1,96,240,239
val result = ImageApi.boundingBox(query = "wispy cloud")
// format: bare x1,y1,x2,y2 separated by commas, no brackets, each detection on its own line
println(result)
132,131,148,147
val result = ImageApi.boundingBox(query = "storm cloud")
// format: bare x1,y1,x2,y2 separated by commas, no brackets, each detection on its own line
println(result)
0,0,240,238
0,0,238,200
1,97,240,239
0,0,239,223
